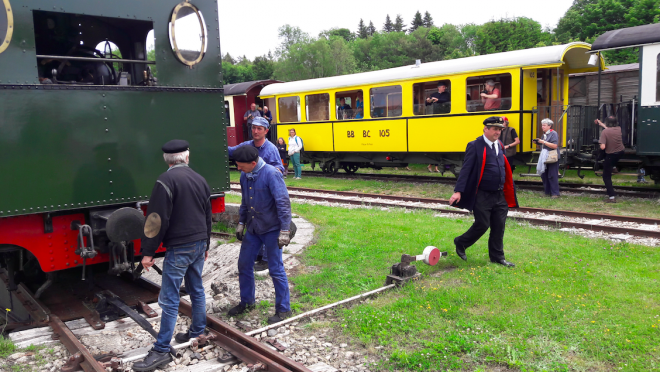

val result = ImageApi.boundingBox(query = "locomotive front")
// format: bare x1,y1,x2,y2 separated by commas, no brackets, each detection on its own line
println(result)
0,0,228,329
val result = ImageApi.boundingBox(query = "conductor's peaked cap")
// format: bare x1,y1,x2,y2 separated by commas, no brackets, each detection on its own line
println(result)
162,139,189,153
483,116,505,127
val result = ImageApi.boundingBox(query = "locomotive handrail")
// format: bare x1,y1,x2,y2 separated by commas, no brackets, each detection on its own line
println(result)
36,55,156,64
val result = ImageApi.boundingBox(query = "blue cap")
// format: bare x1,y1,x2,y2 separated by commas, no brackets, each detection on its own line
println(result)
252,117,269,129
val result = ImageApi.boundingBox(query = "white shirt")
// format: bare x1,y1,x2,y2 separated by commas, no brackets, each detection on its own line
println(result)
288,136,302,153
482,134,499,156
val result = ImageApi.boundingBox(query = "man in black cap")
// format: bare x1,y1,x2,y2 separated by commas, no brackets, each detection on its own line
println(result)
230,146,293,324
448,117,518,267
133,140,212,372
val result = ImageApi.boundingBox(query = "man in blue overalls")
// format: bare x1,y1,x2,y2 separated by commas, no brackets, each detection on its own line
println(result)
229,146,293,324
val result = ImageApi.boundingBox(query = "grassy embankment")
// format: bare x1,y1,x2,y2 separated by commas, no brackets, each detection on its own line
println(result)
229,171,660,219
224,193,659,371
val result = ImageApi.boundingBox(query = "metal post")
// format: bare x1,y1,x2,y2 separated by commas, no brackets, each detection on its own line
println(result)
597,52,602,118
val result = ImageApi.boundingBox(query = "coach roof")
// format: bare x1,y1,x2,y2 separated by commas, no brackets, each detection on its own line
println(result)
260,43,595,96
592,23,660,52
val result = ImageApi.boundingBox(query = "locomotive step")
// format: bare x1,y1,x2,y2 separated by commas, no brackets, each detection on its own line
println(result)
594,172,642,176
519,173,542,177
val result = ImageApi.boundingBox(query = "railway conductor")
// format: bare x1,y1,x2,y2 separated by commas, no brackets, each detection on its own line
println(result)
229,145,293,324
133,140,212,372
449,117,518,267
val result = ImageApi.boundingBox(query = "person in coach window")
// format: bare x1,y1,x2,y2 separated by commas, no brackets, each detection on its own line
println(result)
230,146,293,324
133,140,212,372
449,117,518,267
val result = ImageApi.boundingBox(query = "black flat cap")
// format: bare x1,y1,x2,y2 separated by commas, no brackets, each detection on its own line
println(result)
233,145,259,163
483,116,505,127
162,139,189,153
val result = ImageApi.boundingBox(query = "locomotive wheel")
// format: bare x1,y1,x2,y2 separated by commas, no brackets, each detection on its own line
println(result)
321,163,329,173
343,165,359,174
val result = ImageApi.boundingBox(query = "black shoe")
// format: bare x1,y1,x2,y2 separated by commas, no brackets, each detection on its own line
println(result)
227,302,255,316
454,237,467,261
174,332,190,343
254,260,269,272
267,311,292,325
132,349,172,372
491,259,515,267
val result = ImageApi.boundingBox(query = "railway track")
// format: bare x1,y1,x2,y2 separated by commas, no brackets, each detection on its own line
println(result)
2,269,310,372
295,170,660,199
230,184,660,240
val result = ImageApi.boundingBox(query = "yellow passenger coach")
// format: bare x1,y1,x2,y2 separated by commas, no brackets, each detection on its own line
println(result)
259,43,601,175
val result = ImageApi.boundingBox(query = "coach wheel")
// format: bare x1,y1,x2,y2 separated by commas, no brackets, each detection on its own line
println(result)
343,165,359,174
326,162,338,175
321,163,328,173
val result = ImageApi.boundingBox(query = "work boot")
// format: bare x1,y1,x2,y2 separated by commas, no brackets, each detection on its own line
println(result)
174,332,191,343
227,302,255,317
267,311,292,325
132,349,172,372
253,260,269,272
454,237,467,261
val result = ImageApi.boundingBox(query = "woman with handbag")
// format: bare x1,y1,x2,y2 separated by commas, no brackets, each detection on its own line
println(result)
535,118,560,198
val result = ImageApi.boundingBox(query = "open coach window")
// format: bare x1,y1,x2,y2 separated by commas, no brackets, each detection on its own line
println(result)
335,90,364,120
278,96,301,123
370,85,402,118
305,93,329,121
32,10,155,86
466,74,512,112
413,80,451,115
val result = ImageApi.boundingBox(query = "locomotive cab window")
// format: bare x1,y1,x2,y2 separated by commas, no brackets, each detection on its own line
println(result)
466,73,512,112
32,11,155,86
169,2,207,67
0,0,12,54
305,93,330,121
336,89,364,120
413,80,451,115
278,96,301,123
370,85,402,118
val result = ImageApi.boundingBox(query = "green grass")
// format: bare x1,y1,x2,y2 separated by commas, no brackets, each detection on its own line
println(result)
212,221,233,233
237,198,660,371
230,171,660,219
0,336,16,358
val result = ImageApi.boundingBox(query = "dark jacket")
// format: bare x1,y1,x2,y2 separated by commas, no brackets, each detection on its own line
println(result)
140,164,212,256
454,136,518,212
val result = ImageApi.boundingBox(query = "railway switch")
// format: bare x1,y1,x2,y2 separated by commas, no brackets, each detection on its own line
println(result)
385,246,446,286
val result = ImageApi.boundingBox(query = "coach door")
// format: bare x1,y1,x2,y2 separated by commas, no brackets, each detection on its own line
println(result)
536,68,567,146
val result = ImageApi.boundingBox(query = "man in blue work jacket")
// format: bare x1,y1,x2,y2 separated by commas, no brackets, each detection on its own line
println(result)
229,145,293,324
228,116,284,272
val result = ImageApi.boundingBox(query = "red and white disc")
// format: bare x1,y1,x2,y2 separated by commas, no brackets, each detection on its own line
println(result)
422,246,441,266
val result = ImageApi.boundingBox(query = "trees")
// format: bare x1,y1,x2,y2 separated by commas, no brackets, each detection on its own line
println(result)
474,17,549,55
423,11,434,28
554,0,660,64
383,15,394,33
427,24,475,59
357,19,368,39
393,14,406,32
252,55,275,80
410,11,424,33
367,21,377,36
320,28,354,42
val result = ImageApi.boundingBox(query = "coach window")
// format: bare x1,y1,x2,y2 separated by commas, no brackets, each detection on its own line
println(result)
656,53,660,102
370,86,402,118
279,96,301,123
466,73,512,112
335,89,363,120
169,2,207,66
305,93,330,121
413,80,451,115
0,0,12,54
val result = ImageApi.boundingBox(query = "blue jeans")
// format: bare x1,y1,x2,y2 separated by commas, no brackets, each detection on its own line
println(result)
237,230,290,313
291,152,301,178
154,240,207,353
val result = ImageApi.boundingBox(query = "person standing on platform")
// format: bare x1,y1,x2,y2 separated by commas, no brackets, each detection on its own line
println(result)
230,146,293,324
133,140,212,371
595,116,625,203
535,119,560,198
501,116,520,172
288,129,303,180
243,103,262,138
277,137,288,178
449,117,518,267
263,106,273,124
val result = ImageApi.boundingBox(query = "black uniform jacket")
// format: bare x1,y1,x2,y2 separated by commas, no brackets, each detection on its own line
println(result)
140,164,212,257
453,136,519,212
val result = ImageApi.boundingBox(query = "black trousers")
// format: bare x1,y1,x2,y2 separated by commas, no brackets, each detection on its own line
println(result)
455,189,508,262
603,150,624,197
540,161,560,196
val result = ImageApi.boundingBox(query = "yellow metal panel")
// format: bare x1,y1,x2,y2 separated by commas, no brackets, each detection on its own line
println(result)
521,113,534,152
521,68,538,153
277,123,334,152
409,116,482,152
333,120,407,152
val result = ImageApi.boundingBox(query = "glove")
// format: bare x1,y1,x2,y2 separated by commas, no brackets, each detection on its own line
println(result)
278,230,290,248
235,223,245,241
